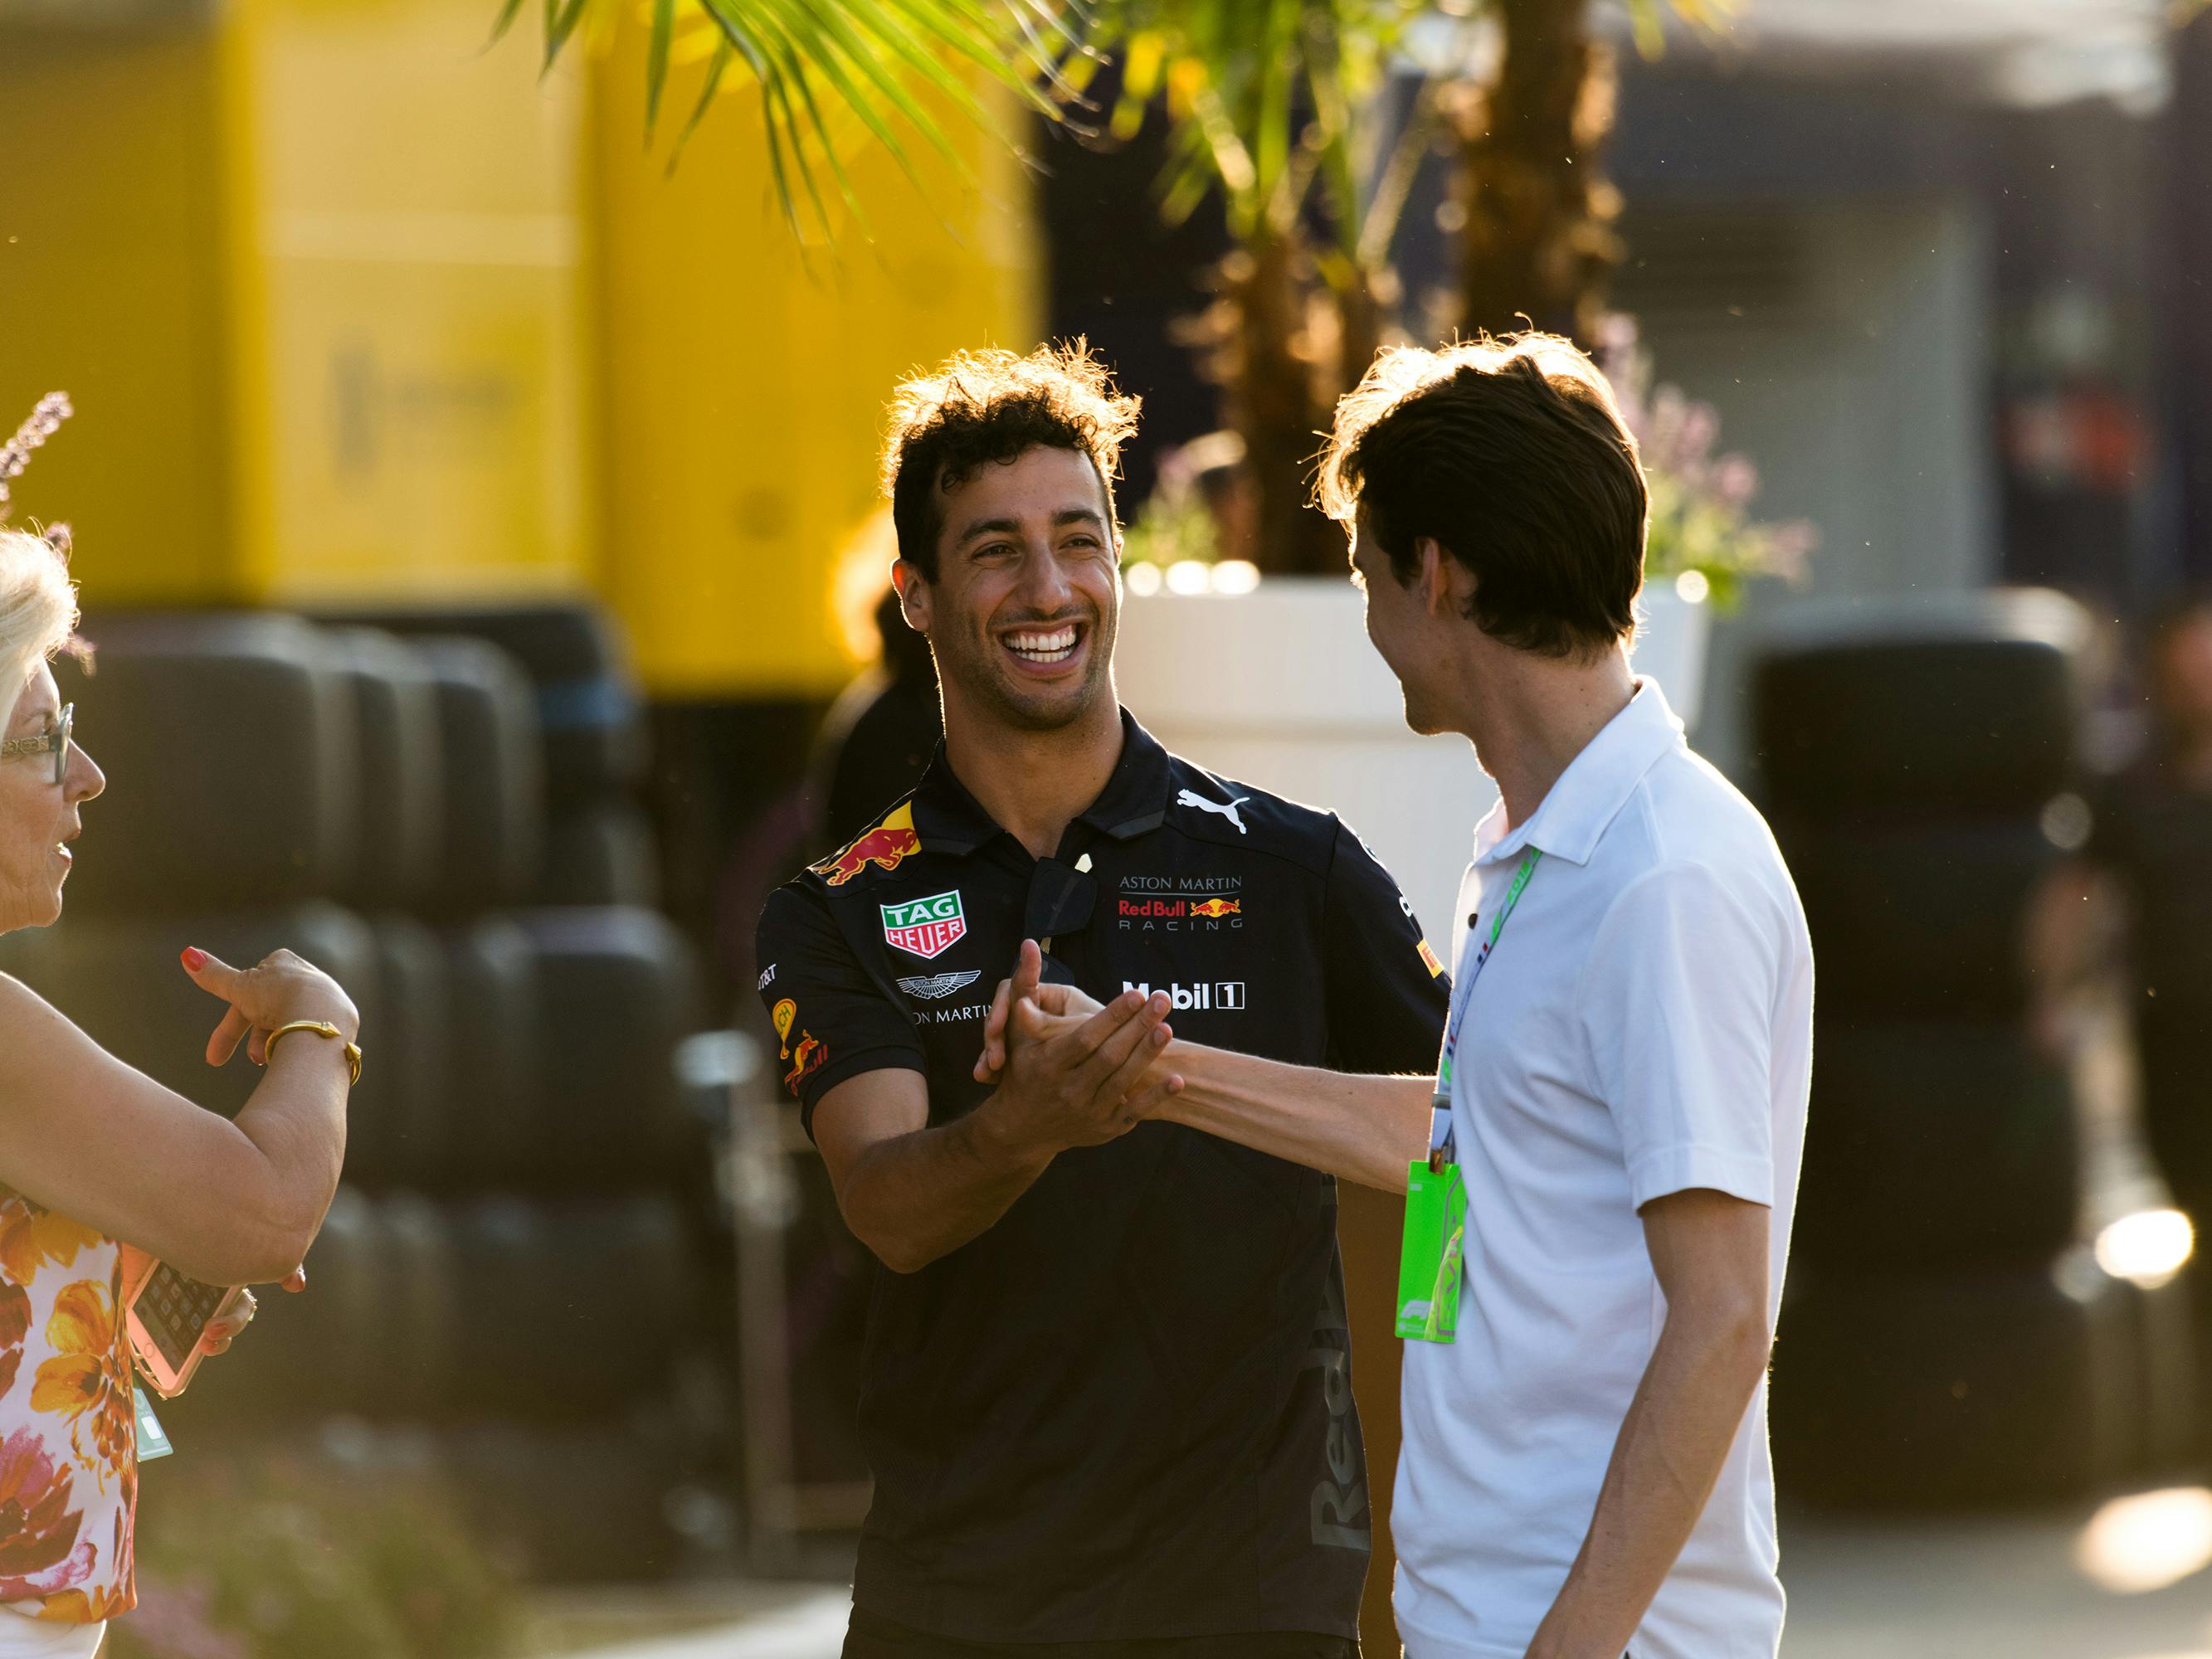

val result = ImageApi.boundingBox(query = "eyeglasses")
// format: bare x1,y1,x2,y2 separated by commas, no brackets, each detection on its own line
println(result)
0,703,72,786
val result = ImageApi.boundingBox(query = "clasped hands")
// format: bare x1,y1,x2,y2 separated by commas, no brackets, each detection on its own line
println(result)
967,941,1185,1152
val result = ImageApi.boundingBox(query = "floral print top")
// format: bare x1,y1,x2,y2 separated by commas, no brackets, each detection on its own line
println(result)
0,1186,134,1625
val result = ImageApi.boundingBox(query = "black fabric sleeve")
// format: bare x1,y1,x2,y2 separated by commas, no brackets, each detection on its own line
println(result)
1320,818,1452,1075
755,883,926,1140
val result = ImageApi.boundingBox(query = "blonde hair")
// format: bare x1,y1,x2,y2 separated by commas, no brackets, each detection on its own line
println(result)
0,531,80,732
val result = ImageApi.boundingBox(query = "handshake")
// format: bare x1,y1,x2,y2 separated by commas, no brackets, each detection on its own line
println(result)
963,940,1186,1157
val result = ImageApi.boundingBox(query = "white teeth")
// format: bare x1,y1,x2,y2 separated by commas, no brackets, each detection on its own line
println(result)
1007,626,1079,661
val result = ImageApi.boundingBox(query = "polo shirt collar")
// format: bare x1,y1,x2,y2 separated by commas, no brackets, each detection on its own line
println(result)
909,707,1174,858
1473,679,1686,869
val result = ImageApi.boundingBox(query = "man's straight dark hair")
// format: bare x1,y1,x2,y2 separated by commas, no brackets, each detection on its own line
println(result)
881,342,1141,581
1318,333,1648,659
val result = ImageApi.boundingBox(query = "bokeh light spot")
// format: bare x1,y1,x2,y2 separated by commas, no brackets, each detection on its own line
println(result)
2097,1209,2195,1290
2077,1487,2212,1594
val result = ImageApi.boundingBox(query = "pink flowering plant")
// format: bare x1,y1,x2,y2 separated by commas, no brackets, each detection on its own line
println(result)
0,394,70,521
106,1452,515,1659
1599,318,1815,609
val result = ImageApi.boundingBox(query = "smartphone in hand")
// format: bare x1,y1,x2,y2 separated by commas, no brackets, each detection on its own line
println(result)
120,1253,246,1399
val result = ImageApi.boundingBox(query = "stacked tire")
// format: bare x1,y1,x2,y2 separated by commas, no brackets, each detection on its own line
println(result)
5,606,714,1580
338,603,660,909
1755,591,2193,1505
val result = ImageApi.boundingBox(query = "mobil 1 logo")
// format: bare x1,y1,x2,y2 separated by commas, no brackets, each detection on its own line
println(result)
882,890,967,961
1122,980,1245,1012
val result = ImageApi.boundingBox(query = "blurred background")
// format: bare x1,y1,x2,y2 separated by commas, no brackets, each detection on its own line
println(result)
7,0,2212,1654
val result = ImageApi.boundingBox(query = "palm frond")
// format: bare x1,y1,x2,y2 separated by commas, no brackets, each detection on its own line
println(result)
646,0,676,130
674,36,737,155
1084,0,1422,247
510,0,1086,242
489,0,531,44
544,0,593,68
774,0,977,173
883,0,1081,109
1624,0,1738,59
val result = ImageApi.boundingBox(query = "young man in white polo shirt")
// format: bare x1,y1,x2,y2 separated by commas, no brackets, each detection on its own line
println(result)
983,333,1812,1659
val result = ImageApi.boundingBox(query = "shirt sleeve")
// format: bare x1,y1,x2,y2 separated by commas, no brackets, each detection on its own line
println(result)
1320,818,1453,1075
1576,862,1779,1211
754,882,925,1140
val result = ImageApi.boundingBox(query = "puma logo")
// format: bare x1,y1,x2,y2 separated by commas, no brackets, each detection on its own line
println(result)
1177,788,1250,834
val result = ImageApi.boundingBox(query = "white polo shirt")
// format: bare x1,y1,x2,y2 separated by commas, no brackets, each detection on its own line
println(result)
1393,681,1812,1659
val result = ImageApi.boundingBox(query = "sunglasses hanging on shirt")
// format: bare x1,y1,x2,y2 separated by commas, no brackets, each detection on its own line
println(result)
1026,852,1096,958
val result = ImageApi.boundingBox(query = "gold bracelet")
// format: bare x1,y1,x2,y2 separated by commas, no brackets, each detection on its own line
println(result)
263,1019,363,1087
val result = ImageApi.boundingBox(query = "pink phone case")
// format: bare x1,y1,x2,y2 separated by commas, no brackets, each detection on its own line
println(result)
120,1253,246,1399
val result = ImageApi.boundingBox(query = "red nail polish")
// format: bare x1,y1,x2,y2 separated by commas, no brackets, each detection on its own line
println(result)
180,947,207,971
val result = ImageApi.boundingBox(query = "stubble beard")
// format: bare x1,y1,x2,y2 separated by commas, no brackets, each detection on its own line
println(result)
938,609,1118,735
1381,643,1442,737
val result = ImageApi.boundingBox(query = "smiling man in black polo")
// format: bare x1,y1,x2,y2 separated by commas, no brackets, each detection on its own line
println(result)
755,344,1447,1657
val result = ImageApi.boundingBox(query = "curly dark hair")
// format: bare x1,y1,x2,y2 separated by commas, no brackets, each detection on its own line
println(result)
881,342,1142,581
1318,333,1647,659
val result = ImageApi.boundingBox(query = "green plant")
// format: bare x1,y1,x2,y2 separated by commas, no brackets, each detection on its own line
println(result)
107,1454,519,1659
1120,478,1221,569
1600,315,1813,608
1456,0,1735,343
1080,1,1429,574
495,0,1081,240
510,0,1744,575
509,0,1745,572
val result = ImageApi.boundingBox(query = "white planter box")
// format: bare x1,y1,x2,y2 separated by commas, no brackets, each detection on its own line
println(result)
1113,577,1710,947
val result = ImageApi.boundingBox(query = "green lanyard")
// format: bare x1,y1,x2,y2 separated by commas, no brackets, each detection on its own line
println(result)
1430,846,1542,1165
1401,844,1540,1345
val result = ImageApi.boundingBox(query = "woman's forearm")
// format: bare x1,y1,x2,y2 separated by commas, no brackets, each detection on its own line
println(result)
1157,1041,1430,1191
216,1038,352,1278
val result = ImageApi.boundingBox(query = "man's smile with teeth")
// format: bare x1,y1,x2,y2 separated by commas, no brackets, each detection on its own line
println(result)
1006,625,1080,663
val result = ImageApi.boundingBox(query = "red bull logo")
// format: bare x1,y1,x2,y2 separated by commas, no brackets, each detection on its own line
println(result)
813,803,922,887
783,1030,827,1097
1117,896,1244,921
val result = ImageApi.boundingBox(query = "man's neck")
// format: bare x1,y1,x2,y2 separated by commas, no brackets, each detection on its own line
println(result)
1462,645,1639,831
942,692,1127,860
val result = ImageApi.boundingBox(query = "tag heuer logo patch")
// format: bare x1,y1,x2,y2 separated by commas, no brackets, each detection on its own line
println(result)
882,890,968,960
898,970,982,1000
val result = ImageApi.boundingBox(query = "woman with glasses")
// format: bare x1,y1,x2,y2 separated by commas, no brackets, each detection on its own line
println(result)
0,529,359,1657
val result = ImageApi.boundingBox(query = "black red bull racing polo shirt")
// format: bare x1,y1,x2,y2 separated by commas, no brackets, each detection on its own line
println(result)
754,708,1449,1644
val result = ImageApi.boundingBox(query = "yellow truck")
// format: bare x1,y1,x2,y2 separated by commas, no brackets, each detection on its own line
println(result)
0,0,1039,697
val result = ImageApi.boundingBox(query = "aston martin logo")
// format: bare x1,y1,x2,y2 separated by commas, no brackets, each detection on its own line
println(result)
897,970,982,1000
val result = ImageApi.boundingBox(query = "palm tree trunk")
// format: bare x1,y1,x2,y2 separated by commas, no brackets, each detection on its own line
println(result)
1337,268,1382,406
1228,231,1345,575
1455,0,1622,347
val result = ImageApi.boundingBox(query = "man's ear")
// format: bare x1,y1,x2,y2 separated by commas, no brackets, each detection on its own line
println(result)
892,558,933,634
1415,537,1462,619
